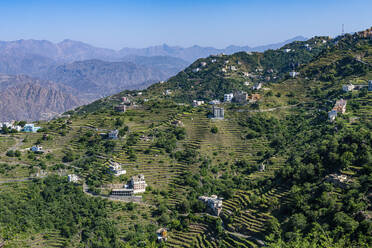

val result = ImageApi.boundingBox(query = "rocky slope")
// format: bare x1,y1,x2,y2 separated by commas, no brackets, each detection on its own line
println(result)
0,74,83,121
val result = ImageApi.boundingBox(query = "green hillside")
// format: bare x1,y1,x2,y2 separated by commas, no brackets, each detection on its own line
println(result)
0,28,371,248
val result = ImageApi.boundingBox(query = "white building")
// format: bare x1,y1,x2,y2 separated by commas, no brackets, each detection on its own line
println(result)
200,62,207,67
212,106,224,119
289,71,299,78
252,83,262,90
108,130,119,139
68,174,80,183
328,110,337,122
192,100,204,107
130,174,147,194
198,195,223,216
211,59,217,63
224,93,234,102
165,89,172,95
109,162,126,176
342,84,355,92
284,48,291,53
30,145,43,152
192,68,201,72
244,81,250,86
209,100,221,105
230,66,237,71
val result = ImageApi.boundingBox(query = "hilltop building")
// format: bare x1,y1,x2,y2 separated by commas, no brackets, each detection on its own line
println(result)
200,62,207,67
357,27,372,38
192,68,201,72
23,124,41,133
343,84,355,92
114,105,126,112
165,89,172,95
198,195,223,216
68,174,80,183
212,106,224,119
130,174,147,194
224,93,234,102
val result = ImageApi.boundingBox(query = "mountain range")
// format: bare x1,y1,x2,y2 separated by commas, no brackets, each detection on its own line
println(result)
0,36,307,121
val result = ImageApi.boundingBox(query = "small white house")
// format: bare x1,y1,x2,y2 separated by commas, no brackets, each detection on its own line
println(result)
165,89,172,95
108,130,119,139
200,62,207,67
30,145,43,152
192,100,204,107
211,59,217,63
109,162,126,176
192,68,201,72
284,48,292,53
68,174,80,183
224,93,234,102
328,110,338,122
230,66,237,71
209,99,221,105
252,83,262,90
342,84,355,92
244,81,250,86
289,71,299,78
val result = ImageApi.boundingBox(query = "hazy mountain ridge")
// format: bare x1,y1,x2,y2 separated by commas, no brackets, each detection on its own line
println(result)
0,74,83,121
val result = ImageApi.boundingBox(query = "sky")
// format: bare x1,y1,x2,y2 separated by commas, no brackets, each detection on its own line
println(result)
0,0,371,50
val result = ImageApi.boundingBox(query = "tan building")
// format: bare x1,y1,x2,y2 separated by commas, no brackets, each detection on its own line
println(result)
332,99,347,114
114,105,126,112
130,174,147,194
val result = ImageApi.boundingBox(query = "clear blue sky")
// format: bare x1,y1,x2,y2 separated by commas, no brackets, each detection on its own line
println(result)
0,0,371,49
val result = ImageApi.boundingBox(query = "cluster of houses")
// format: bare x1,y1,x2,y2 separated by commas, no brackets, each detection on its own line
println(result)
0,122,41,133
328,99,347,121
357,27,372,39
110,174,147,197
222,91,261,104
114,96,132,112
198,195,223,216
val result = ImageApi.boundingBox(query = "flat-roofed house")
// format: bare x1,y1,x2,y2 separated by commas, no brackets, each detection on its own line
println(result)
212,106,224,119
198,195,223,216
130,174,147,194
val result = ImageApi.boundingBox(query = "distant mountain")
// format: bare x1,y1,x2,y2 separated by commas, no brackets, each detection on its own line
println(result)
118,36,308,62
45,59,184,100
0,74,83,121
0,39,118,63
